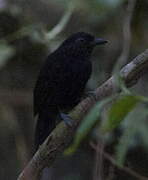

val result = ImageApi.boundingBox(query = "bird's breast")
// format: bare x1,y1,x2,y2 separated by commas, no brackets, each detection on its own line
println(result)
54,59,92,108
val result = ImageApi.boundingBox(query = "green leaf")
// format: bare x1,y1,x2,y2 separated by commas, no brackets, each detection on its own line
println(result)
101,95,140,133
64,97,113,155
115,106,148,166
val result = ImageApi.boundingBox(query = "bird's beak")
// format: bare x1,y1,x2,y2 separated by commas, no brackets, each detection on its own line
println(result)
93,38,108,45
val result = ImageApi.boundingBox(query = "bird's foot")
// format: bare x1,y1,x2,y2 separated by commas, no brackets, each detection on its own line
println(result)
60,113,73,127
85,90,97,101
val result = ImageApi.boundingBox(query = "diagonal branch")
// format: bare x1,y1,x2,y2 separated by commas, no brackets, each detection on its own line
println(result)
90,142,148,180
17,49,148,180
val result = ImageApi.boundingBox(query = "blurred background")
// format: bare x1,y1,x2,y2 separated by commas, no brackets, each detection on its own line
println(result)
0,0,148,179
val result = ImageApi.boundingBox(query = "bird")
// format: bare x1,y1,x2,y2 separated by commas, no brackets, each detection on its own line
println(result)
34,32,107,149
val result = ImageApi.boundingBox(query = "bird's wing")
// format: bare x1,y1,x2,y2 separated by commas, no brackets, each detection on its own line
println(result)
34,74,50,116
33,55,61,116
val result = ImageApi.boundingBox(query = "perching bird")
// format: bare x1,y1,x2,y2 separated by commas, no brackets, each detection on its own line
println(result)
34,32,107,149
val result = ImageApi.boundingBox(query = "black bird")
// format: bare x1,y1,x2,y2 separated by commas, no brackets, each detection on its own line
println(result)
34,32,107,149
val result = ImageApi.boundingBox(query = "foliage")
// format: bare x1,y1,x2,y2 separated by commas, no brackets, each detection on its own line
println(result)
65,97,113,155
67,93,148,167
0,0,148,179
101,95,140,133
115,105,148,166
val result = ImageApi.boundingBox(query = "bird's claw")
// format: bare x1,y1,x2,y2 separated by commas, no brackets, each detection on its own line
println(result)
60,113,73,127
85,90,97,101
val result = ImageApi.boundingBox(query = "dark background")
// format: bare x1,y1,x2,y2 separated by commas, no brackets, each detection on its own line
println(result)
0,0,148,179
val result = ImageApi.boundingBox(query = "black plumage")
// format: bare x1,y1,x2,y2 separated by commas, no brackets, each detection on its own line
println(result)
34,32,107,149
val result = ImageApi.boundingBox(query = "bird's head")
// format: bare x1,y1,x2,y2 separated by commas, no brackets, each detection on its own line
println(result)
59,32,108,59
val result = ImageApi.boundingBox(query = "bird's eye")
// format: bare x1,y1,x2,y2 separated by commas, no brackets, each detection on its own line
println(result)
76,38,85,43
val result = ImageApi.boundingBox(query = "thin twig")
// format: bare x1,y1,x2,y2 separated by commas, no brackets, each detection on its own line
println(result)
0,2,74,44
45,2,75,42
90,142,148,180
93,140,104,180
117,0,136,66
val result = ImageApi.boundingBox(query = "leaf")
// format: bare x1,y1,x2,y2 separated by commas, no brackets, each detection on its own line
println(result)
101,95,140,133
0,43,14,68
64,97,113,155
115,106,148,166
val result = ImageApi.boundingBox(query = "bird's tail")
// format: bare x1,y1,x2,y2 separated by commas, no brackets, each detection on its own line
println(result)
34,106,59,150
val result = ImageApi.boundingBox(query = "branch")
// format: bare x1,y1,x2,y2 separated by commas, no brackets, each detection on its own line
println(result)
90,142,148,180
45,2,75,41
117,0,136,66
0,2,74,44
17,49,148,180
